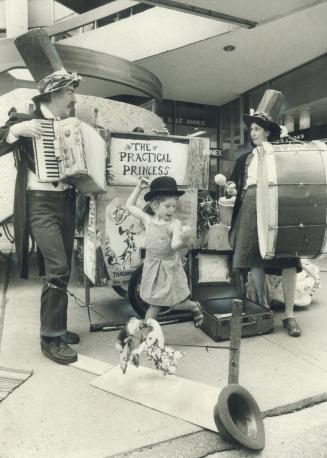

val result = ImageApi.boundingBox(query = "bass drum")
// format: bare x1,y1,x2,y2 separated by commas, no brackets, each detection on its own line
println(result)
257,140,327,259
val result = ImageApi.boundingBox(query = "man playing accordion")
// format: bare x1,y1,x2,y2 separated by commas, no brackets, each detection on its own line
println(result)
0,30,82,364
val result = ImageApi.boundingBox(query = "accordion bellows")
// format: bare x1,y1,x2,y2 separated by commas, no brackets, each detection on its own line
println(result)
33,117,107,195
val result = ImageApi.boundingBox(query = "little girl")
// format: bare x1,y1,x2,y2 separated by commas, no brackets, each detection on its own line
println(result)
126,176,204,326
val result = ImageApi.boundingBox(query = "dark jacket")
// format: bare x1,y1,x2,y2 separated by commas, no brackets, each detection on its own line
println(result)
228,151,252,232
0,108,45,278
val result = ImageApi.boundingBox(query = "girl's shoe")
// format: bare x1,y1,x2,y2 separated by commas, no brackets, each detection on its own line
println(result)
193,301,204,327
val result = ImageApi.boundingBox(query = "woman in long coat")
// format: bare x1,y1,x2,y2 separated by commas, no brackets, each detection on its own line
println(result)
227,111,301,337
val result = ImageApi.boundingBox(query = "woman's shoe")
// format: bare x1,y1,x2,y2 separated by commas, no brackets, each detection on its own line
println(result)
282,317,301,337
193,301,204,327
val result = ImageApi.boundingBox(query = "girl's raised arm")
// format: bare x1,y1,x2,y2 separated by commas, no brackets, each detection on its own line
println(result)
171,219,191,251
126,177,150,224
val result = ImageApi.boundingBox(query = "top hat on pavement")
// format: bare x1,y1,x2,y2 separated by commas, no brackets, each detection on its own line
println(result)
243,89,285,139
144,176,185,202
14,28,81,101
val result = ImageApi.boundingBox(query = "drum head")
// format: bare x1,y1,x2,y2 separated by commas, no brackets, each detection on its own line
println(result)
257,144,270,259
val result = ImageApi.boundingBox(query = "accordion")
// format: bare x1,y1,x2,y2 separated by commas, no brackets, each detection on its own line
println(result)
33,117,107,195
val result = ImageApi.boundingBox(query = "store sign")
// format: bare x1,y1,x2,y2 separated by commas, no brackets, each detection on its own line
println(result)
288,128,310,141
293,133,306,140
164,116,207,126
109,133,189,186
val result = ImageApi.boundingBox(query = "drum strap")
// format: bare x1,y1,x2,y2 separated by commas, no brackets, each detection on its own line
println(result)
243,153,254,189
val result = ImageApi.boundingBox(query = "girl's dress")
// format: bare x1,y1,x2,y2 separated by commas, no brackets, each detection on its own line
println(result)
140,218,190,306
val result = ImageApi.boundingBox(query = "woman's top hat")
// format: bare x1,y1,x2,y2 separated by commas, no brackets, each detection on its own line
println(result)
243,89,285,139
14,28,81,102
144,176,185,202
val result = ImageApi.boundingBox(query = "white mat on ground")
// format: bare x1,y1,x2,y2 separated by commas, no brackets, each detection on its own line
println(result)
70,354,113,375
91,365,220,431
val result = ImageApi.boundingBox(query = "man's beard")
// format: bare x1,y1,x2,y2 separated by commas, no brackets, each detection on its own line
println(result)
61,104,75,119
68,104,75,117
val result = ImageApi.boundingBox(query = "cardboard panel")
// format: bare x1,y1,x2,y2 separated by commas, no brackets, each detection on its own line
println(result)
91,365,219,432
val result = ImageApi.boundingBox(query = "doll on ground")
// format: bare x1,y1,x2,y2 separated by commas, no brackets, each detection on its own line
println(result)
126,176,204,325
116,317,146,374
116,317,184,375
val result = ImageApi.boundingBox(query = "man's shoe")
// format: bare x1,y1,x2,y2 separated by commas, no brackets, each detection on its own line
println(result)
61,331,80,345
282,317,301,337
41,338,78,365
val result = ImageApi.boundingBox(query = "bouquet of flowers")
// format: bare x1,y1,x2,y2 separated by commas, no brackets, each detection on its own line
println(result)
197,193,220,245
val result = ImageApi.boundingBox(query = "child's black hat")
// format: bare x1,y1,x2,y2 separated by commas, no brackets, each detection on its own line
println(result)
144,176,185,202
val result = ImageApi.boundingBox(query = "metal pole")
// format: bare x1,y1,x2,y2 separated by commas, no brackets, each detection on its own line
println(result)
228,298,242,384
84,275,90,306
90,312,193,332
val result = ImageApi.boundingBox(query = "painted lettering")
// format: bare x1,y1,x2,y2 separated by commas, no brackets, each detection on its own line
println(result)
123,165,130,175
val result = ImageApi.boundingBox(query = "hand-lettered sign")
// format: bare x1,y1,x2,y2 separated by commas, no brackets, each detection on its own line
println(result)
109,132,209,189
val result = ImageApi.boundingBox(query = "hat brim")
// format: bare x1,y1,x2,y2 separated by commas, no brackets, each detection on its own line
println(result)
213,384,265,450
144,189,185,202
243,114,280,134
32,78,80,103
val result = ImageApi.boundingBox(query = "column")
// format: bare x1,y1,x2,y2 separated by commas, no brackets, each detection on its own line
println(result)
5,0,28,37
299,108,311,130
284,112,295,133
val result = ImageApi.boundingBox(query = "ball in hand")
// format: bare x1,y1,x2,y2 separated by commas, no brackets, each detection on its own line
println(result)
214,174,227,187
180,224,191,239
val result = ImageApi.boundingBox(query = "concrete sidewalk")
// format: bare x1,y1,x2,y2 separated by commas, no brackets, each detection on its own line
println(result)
0,253,327,457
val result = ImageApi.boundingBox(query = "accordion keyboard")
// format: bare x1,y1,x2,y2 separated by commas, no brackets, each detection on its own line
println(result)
32,117,107,194
33,119,60,182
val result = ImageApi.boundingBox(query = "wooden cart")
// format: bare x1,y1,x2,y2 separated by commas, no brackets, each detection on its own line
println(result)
83,130,210,317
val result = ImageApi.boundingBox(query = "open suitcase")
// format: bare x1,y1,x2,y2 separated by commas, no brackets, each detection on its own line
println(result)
189,249,274,341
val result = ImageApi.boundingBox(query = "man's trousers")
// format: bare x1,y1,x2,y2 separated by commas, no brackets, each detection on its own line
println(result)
27,189,76,337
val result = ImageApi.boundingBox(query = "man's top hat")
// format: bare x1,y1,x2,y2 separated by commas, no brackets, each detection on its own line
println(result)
144,176,185,202
243,89,285,139
14,28,81,101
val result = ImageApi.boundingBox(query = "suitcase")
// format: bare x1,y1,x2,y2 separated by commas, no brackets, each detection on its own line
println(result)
200,298,274,341
188,249,274,341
